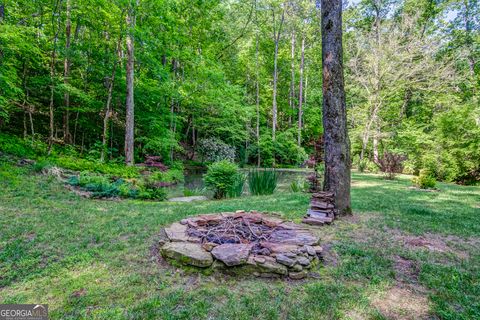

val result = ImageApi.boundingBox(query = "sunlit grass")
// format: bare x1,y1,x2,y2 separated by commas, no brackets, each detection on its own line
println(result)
1,164,479,319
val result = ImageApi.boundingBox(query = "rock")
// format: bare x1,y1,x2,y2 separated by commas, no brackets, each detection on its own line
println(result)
202,242,218,252
292,264,303,272
269,230,319,246
289,270,308,280
168,196,208,202
305,246,316,256
260,242,299,254
235,210,245,214
211,244,252,266
276,254,296,267
253,256,266,264
297,256,310,266
261,217,284,228
284,252,297,259
259,256,288,275
161,242,213,267
312,246,323,256
164,223,188,242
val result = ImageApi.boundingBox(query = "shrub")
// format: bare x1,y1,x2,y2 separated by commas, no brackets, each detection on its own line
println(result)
197,138,236,162
412,169,437,189
204,160,239,199
376,152,407,179
248,169,278,195
151,168,184,184
290,178,307,193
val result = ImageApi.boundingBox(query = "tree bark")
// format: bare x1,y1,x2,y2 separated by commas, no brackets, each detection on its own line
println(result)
298,34,305,147
321,0,351,215
289,31,295,127
124,1,136,165
101,35,121,162
48,1,62,154
255,34,261,167
63,0,71,143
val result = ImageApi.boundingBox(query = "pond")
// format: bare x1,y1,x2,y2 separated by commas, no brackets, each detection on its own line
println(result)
166,167,315,198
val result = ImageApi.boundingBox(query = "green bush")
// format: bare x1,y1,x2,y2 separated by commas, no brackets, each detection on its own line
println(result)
0,133,47,158
248,168,278,195
412,169,437,189
204,160,240,199
150,168,184,184
52,157,140,178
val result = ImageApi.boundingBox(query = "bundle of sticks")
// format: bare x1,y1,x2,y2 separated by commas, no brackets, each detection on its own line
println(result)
302,192,336,225
186,216,277,245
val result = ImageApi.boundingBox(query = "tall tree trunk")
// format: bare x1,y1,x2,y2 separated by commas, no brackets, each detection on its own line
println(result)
271,8,284,141
101,36,121,162
289,31,295,127
124,1,136,165
63,0,71,143
48,0,62,154
298,35,305,147
321,0,351,215
255,34,261,167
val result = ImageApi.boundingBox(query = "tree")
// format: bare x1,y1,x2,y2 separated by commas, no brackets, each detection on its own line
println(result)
321,0,351,215
125,0,136,165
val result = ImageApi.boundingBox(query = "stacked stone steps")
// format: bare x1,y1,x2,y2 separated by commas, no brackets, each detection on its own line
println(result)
302,192,336,226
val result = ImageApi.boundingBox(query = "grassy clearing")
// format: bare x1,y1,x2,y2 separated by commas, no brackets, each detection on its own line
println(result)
0,163,479,319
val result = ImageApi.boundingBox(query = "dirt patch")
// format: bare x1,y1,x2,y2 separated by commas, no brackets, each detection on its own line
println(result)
320,242,339,267
391,230,475,259
372,286,430,320
393,255,420,284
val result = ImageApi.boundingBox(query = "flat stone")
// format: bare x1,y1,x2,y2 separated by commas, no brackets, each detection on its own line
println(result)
161,242,213,267
276,254,296,267
202,242,218,252
292,264,303,272
269,230,319,246
164,223,188,242
284,252,297,258
211,244,252,266
260,256,288,275
253,256,266,264
260,241,299,253
312,246,323,255
297,256,310,266
261,217,284,227
168,196,208,202
305,246,316,256
289,270,308,280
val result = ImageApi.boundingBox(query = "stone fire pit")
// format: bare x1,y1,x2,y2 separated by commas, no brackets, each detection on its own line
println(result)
159,211,322,279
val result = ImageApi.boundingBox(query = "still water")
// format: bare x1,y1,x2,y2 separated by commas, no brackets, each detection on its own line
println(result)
166,167,314,198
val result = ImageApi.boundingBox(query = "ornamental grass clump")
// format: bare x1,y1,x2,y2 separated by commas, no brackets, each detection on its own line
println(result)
248,169,278,195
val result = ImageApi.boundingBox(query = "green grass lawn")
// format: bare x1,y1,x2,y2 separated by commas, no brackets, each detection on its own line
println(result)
1,163,479,319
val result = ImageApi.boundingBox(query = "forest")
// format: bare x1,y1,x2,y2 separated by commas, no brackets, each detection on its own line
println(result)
0,0,478,183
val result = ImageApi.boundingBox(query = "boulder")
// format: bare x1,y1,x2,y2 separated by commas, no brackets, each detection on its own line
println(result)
289,270,308,280
161,242,213,267
276,254,296,267
211,244,252,266
297,256,310,266
164,223,189,242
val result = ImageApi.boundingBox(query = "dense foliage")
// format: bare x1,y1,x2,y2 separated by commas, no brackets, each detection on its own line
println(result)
204,160,242,199
0,0,478,183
